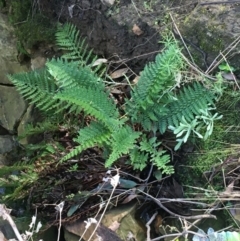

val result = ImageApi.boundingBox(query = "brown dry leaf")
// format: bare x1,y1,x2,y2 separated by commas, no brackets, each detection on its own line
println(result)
92,58,108,67
110,68,128,79
0,231,7,241
154,215,163,234
223,181,234,195
132,76,140,85
132,24,143,36
101,0,115,6
110,88,123,94
108,220,120,231
121,194,138,204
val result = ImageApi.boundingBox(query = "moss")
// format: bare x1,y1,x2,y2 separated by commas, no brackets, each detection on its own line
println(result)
179,20,226,68
183,85,240,180
8,0,56,49
0,0,6,9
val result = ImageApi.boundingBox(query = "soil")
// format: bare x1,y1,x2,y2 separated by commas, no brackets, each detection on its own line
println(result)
34,0,196,74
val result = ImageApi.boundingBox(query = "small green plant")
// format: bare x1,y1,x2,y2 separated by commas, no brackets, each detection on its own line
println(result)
143,1,154,12
218,62,236,72
7,23,222,180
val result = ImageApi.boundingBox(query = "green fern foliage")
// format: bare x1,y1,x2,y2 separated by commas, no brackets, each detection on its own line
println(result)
54,86,120,130
126,39,217,136
105,126,141,168
7,68,60,113
55,23,94,66
46,58,104,90
158,82,216,133
129,136,173,174
126,41,184,124
61,121,112,162
55,23,105,75
18,120,59,140
7,22,221,177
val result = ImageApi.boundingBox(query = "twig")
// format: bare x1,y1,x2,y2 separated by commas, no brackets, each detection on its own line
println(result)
206,35,240,74
0,204,24,241
137,189,216,220
86,169,120,241
219,51,240,90
157,198,208,207
170,13,195,65
55,201,64,241
150,230,207,241
131,0,141,17
146,212,158,241
200,0,240,5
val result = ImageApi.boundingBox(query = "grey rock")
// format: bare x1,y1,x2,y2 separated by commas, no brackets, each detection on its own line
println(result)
0,85,26,132
0,13,28,85
17,105,34,145
0,135,16,154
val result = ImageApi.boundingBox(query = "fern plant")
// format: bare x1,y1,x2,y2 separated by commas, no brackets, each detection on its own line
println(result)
7,23,221,176
125,40,222,151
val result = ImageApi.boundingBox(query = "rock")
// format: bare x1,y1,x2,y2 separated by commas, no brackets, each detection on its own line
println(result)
0,135,17,165
64,202,146,241
0,219,16,240
102,202,146,241
0,13,28,133
0,86,26,132
64,219,123,241
174,3,240,68
0,13,28,85
17,105,34,145
0,136,16,154
31,56,46,70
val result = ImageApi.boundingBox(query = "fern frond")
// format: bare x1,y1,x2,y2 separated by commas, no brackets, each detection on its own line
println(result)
61,122,111,162
129,148,148,171
18,120,59,140
56,23,94,65
158,82,215,133
153,154,173,174
7,68,61,112
54,87,120,130
46,58,105,90
139,136,173,174
126,41,184,120
105,127,141,167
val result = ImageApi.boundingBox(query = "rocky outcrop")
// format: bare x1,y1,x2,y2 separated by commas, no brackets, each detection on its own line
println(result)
0,13,28,163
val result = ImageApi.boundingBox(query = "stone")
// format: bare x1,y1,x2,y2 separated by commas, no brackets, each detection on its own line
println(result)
0,86,26,132
64,202,146,241
17,105,34,145
64,220,123,241
0,13,28,85
0,135,16,154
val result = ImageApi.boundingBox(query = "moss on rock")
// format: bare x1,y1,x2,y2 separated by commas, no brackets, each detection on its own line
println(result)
8,0,56,50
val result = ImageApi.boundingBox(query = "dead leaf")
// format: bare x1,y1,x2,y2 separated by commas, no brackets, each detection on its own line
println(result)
0,231,7,241
132,24,143,36
223,181,234,195
132,76,140,85
101,0,115,6
221,72,236,81
92,58,108,67
110,88,123,94
108,220,120,231
110,68,128,79
154,215,163,234
122,194,138,204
